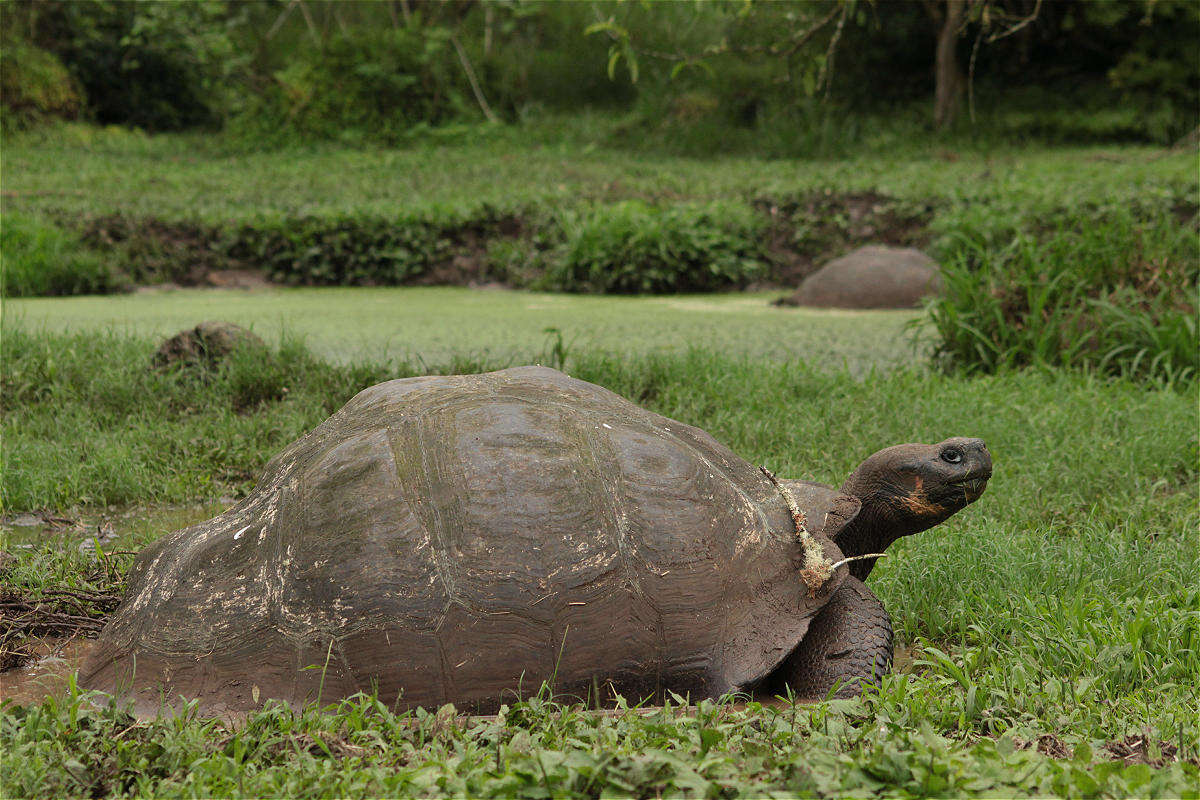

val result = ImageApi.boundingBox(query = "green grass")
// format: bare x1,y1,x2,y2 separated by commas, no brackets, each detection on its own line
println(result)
2,127,1194,223
4,689,1196,798
927,207,1198,384
4,126,1196,382
0,212,120,297
2,126,1198,795
3,287,921,367
4,126,1195,386
1,328,1197,797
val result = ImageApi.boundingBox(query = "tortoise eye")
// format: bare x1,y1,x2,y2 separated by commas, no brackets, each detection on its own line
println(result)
940,448,963,464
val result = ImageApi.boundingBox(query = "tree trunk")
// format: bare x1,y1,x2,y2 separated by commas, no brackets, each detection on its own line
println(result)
934,0,966,129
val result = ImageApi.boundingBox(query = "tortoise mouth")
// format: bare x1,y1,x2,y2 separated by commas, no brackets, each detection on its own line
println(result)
947,476,989,500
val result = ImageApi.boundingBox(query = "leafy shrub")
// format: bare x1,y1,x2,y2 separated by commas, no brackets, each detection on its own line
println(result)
0,38,82,129
231,216,446,286
925,211,1198,384
79,215,232,286
25,1,233,131
1,213,120,297
227,26,472,147
546,201,767,293
229,207,525,287
485,229,561,287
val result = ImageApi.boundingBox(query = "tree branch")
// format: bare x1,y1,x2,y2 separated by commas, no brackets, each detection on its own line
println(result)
450,33,500,124
817,2,849,94
296,0,321,46
985,0,1043,42
265,0,299,41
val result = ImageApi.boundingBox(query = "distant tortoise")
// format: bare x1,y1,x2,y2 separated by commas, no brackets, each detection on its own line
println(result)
81,367,990,715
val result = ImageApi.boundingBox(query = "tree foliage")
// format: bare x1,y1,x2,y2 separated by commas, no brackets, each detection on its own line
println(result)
0,0,1194,144
2,0,237,130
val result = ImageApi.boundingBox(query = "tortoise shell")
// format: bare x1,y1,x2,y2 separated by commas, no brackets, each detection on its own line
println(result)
81,367,853,715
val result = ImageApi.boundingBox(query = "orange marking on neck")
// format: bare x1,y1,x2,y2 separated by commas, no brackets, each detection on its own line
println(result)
898,490,944,517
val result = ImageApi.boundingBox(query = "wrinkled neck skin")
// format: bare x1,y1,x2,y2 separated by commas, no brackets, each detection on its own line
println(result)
834,472,946,582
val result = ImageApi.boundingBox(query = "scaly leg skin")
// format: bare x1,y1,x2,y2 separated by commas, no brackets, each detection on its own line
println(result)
768,576,894,700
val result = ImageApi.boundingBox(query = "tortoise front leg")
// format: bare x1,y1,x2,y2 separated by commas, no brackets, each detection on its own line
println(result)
768,577,894,700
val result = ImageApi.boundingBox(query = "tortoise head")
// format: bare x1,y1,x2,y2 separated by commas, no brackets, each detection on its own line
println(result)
834,438,991,579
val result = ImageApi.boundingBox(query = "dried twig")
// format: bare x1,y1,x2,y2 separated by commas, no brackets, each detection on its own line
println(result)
817,2,849,95
296,0,321,45
984,0,1043,43
0,551,131,670
827,552,887,572
265,0,299,40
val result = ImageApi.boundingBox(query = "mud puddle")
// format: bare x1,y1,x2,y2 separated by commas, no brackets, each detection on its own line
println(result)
0,637,97,706
1,499,232,553
892,644,920,673
2,501,232,707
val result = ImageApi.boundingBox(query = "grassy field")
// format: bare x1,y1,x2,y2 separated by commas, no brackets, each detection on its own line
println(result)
2,128,1198,796
2,327,1197,797
3,126,1194,222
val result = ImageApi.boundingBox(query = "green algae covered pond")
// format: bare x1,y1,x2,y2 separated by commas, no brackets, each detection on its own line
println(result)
5,286,924,372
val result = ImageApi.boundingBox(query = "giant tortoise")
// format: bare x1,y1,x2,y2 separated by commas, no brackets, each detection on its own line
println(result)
81,366,990,715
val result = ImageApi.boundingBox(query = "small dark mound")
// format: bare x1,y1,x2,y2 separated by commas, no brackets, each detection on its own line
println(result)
152,321,264,370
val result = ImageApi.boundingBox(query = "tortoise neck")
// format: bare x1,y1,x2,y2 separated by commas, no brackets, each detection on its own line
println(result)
835,467,933,581
831,502,901,581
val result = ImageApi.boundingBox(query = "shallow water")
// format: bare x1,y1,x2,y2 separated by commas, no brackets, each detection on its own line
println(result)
1,500,231,552
0,638,97,706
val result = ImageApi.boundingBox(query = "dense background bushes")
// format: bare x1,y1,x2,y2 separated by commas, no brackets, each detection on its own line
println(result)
2,0,1196,148
228,208,521,287
1,1,233,132
0,38,82,127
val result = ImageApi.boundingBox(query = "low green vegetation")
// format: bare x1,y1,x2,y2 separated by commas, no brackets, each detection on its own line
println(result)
3,2,1196,793
928,206,1198,384
4,688,1196,798
5,131,1192,223
551,201,767,293
1,329,1196,796
0,212,121,298
2,327,442,510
